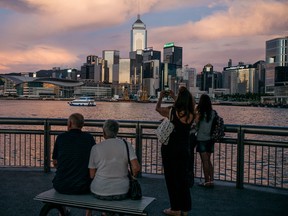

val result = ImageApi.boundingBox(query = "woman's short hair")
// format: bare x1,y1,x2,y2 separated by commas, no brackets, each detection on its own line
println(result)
103,119,119,138
68,113,84,128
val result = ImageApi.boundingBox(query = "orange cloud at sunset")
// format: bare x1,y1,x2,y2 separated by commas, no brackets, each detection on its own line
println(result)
0,45,79,72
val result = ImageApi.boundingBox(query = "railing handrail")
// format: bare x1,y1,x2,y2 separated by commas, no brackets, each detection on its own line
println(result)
0,117,288,189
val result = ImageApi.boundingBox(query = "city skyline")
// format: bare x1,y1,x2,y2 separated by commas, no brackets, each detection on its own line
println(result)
0,0,287,74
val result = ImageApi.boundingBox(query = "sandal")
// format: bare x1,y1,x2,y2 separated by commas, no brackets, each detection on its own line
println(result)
198,181,214,188
163,208,181,216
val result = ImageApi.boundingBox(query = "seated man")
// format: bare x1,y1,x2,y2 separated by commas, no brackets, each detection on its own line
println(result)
87,119,141,215
52,113,96,215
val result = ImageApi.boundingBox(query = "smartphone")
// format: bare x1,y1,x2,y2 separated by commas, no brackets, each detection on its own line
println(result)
164,87,170,96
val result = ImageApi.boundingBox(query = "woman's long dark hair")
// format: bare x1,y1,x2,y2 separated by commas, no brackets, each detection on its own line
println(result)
173,86,195,123
197,94,212,122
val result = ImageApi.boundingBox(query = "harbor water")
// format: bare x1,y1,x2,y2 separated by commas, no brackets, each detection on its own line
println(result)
0,99,287,127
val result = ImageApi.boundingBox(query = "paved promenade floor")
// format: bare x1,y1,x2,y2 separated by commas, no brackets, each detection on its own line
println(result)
0,169,287,216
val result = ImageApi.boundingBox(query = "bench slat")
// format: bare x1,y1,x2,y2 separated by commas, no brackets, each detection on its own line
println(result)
34,189,155,215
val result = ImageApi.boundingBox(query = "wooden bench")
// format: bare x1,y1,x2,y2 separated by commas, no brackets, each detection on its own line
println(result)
34,189,156,216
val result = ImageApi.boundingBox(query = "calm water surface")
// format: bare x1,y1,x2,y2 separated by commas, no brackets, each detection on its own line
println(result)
0,100,287,127
1,99,287,187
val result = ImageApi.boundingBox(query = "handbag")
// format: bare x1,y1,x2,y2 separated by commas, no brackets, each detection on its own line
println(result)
155,108,174,145
123,139,142,200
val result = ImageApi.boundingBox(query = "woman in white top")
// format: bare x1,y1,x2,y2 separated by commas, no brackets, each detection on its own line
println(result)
195,94,215,188
87,119,140,216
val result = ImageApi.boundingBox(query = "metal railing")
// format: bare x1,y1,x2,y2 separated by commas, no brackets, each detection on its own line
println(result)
0,117,287,190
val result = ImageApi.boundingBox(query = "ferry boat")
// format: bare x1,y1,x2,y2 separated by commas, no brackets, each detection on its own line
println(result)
68,96,96,106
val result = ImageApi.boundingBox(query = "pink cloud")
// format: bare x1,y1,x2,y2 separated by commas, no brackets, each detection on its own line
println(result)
148,0,288,72
0,0,287,73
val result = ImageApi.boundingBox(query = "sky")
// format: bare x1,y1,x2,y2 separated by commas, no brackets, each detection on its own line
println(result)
0,0,287,74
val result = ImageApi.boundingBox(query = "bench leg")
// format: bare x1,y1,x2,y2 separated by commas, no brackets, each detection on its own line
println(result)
39,203,67,216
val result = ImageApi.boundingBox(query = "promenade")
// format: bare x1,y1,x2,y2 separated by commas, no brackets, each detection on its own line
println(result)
0,169,287,216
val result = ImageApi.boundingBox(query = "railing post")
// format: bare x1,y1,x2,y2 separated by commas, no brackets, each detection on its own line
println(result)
236,126,245,189
44,119,51,173
136,121,142,177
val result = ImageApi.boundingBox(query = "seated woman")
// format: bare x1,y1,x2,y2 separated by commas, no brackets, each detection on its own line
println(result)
87,119,141,216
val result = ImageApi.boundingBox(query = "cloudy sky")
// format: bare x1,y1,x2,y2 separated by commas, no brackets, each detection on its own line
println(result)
0,0,287,74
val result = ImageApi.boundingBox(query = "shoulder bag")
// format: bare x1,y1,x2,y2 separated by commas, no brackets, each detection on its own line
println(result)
210,111,225,142
154,108,174,145
123,139,142,200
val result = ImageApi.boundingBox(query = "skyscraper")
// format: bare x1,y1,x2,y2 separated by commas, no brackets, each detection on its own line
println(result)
130,14,147,52
253,60,266,94
80,55,98,80
102,50,120,84
201,64,214,92
163,42,183,68
142,48,161,96
162,42,183,91
119,58,130,84
265,36,288,94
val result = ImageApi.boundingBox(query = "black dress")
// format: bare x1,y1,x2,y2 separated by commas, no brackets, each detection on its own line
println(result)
161,108,192,212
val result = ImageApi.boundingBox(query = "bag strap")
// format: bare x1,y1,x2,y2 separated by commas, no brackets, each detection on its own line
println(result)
123,139,134,177
168,107,174,121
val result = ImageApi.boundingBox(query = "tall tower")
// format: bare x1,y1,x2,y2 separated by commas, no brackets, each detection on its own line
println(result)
130,14,147,52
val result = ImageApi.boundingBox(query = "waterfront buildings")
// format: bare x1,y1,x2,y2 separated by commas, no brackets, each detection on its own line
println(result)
0,75,83,98
265,36,288,95
253,60,266,94
259,36,288,104
1,10,287,103
177,65,198,95
80,55,99,81
222,62,259,94
198,63,222,92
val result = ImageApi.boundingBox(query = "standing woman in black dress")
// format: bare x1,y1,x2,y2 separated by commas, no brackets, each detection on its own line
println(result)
156,86,195,216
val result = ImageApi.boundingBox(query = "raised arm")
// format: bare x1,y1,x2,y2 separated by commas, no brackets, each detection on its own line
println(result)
156,90,175,118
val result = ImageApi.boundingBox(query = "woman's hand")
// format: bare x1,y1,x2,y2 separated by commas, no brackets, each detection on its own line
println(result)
159,90,166,99
156,90,170,118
